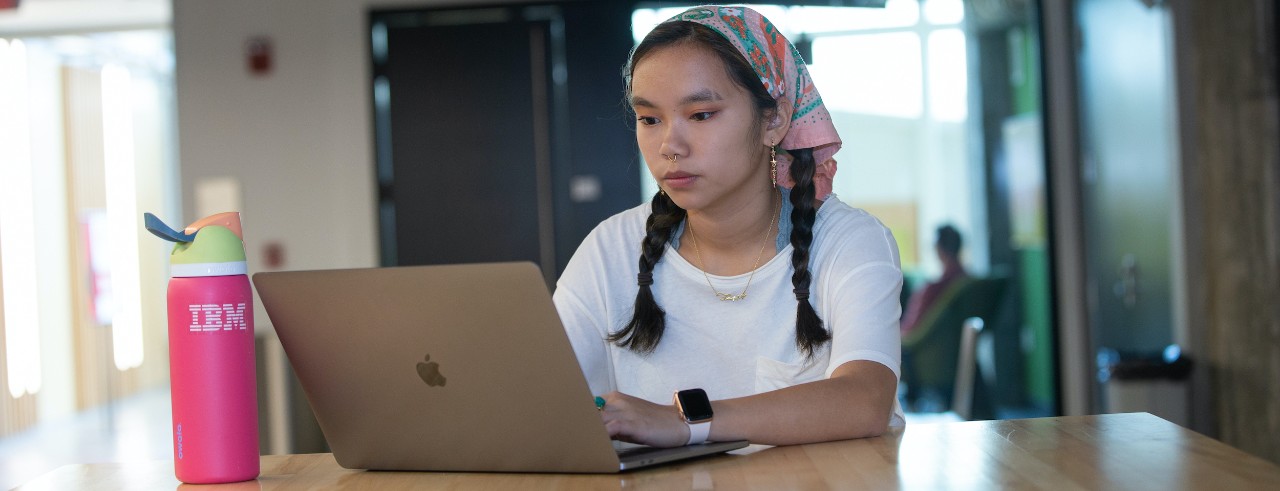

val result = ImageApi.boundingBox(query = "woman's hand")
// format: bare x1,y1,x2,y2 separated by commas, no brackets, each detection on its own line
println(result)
595,361,895,447
597,391,691,448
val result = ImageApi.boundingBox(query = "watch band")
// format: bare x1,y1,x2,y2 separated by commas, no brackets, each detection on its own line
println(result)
674,388,714,445
686,421,711,445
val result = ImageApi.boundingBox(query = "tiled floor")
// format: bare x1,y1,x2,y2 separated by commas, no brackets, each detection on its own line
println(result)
0,387,173,490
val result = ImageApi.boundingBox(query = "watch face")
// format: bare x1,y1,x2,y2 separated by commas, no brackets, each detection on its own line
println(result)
677,389,714,421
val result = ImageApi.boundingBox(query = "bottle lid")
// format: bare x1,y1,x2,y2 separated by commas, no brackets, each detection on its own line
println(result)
145,212,248,277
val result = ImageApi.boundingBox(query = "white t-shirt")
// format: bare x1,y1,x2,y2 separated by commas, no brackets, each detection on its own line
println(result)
553,195,906,427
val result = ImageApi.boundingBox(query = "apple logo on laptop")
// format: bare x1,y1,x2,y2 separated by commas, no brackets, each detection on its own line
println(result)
416,354,447,387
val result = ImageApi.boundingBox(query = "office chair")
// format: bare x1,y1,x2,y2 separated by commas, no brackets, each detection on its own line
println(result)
951,317,984,420
900,276,1008,416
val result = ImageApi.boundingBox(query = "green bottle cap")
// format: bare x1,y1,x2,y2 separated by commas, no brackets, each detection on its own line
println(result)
169,225,248,277
145,210,247,276
145,212,248,277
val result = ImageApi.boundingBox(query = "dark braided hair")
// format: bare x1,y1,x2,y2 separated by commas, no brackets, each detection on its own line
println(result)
786,147,830,357
612,20,829,358
607,190,685,353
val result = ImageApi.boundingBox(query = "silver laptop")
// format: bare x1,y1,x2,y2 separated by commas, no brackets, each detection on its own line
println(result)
253,262,747,473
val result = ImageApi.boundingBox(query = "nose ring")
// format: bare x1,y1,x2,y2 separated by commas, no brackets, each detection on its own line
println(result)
665,154,678,164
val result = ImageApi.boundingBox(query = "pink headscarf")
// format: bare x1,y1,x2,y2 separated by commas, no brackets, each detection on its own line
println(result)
667,5,842,199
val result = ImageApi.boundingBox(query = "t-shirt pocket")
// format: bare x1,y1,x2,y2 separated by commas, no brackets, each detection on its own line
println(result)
754,353,828,393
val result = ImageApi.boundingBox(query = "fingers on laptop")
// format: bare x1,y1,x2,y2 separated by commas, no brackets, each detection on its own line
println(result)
598,391,690,448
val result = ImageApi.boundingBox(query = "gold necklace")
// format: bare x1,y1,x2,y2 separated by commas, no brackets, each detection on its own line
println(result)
686,194,781,302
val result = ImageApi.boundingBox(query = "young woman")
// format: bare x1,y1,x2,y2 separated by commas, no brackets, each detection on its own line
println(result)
553,6,904,448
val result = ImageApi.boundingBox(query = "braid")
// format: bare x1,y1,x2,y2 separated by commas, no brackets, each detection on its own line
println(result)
787,148,830,358
608,191,686,354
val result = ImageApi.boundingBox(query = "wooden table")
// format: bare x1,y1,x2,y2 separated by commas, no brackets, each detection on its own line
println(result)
16,413,1280,490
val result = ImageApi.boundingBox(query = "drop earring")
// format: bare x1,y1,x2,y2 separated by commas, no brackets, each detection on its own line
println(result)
769,143,777,188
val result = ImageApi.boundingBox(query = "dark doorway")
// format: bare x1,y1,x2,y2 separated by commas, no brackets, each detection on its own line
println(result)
370,3,639,284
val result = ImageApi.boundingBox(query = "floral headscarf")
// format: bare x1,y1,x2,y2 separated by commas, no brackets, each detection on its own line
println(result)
665,5,842,199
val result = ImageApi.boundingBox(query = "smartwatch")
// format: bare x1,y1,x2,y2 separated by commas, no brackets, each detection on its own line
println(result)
673,388,714,445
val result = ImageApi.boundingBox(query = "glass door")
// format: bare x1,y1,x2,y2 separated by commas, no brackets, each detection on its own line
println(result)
1076,0,1181,412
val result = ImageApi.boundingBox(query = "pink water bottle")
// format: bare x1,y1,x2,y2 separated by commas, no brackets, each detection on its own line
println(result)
146,212,260,484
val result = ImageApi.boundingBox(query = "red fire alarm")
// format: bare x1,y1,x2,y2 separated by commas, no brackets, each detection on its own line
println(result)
246,36,272,76
263,242,285,269
0,1,20,11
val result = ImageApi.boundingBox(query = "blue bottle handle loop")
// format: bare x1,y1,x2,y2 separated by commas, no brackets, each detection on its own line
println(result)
144,213,196,243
